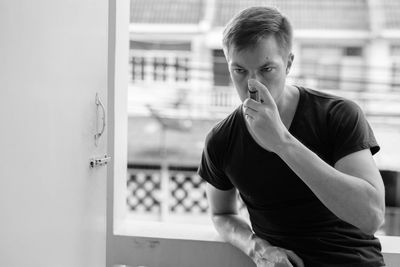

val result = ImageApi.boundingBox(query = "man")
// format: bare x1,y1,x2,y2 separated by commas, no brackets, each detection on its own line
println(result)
198,6,386,267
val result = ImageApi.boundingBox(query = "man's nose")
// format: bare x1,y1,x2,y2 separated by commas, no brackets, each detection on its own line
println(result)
248,72,262,83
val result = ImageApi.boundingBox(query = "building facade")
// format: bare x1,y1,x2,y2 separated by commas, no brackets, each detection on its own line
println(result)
128,0,400,120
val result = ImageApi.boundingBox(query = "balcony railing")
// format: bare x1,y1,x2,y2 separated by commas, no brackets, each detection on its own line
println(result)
126,163,209,223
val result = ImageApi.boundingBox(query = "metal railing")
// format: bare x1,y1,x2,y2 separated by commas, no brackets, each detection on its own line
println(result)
127,163,210,223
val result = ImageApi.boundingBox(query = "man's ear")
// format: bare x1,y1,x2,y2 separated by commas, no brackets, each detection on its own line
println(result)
286,52,294,74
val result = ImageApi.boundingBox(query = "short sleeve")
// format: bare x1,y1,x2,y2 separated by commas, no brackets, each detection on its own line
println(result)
197,129,234,190
328,100,380,164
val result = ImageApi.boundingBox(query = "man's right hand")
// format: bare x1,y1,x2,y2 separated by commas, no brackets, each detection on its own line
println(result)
249,235,304,267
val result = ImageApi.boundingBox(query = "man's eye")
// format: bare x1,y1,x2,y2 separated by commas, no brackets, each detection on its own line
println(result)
262,67,273,72
233,68,246,74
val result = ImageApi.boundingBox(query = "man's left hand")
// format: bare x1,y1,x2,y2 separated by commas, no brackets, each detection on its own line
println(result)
243,79,290,153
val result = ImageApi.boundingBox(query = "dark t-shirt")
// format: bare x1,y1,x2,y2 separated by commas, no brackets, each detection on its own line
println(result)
198,86,385,267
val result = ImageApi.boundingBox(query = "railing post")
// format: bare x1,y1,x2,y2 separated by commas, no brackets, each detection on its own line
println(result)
159,126,170,221
160,160,170,221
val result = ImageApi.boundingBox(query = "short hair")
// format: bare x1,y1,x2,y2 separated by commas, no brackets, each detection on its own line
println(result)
222,6,293,57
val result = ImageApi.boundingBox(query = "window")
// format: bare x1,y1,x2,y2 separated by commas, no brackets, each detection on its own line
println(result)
110,0,400,248
108,2,400,267
129,41,191,83
213,49,230,86
344,46,363,57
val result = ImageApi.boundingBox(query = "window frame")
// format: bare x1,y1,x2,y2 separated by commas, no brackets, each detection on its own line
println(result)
106,1,400,267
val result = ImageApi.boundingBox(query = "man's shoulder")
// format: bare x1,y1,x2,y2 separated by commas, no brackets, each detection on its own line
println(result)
299,86,358,112
300,86,343,101
206,106,242,145
297,86,365,133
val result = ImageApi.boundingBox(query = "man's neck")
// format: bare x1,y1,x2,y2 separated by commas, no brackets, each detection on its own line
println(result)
276,84,300,129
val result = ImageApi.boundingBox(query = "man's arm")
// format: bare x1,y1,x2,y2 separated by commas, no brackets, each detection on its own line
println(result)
206,185,255,255
278,140,385,235
206,183,304,267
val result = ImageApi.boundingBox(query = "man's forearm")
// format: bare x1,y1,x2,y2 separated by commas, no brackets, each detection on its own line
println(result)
276,133,384,234
212,214,265,258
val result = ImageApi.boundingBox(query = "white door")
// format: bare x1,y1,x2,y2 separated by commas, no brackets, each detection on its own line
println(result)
0,1,108,266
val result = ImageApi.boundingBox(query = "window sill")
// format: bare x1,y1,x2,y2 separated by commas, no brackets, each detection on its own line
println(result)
379,235,400,254
114,219,400,254
109,220,400,267
114,219,224,242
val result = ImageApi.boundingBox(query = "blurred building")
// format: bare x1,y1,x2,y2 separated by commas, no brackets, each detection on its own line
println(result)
128,0,400,169
128,0,400,118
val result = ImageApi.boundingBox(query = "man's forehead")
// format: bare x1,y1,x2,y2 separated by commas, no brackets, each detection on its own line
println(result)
230,57,277,66
227,38,285,63
227,35,286,57
228,49,281,67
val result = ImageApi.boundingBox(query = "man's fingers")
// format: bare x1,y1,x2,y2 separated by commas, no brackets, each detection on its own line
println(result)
248,79,274,105
243,98,259,111
286,250,304,267
244,108,257,118
243,103,257,121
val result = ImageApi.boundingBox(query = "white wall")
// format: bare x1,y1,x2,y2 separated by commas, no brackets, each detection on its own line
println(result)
0,1,108,266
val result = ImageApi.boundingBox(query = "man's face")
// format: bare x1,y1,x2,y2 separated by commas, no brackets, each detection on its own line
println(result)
226,35,293,103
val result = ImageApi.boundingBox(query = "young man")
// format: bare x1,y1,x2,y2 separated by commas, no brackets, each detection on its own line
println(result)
198,6,386,267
